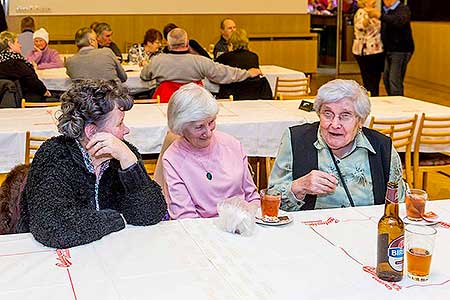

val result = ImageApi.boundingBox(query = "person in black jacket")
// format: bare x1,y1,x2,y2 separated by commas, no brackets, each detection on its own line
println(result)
381,0,414,96
216,29,272,100
0,31,52,102
18,79,167,249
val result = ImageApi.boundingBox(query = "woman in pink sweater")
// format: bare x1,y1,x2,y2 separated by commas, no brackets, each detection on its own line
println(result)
162,83,259,219
26,28,63,70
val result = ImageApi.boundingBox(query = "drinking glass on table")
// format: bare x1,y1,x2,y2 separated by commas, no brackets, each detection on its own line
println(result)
260,188,281,219
405,224,437,281
406,189,427,221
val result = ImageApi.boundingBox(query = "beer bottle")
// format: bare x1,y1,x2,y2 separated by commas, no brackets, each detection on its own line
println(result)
376,181,404,282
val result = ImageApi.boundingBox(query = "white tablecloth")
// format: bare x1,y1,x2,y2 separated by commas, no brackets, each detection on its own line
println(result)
36,64,152,94
1,97,450,173
37,65,305,96
1,201,450,300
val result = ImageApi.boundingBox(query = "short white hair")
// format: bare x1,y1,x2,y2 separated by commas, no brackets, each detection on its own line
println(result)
167,83,219,135
313,79,371,122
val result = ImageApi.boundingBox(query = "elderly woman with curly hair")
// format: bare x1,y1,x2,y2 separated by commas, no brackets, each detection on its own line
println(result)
269,79,404,211
17,80,167,248
162,83,259,219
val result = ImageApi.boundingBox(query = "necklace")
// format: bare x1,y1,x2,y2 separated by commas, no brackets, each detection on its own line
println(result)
192,142,214,181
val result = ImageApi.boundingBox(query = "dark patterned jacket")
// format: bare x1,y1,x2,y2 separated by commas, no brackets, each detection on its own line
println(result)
18,135,167,249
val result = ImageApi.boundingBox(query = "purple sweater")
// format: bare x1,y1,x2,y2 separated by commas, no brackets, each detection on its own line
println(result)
26,46,64,70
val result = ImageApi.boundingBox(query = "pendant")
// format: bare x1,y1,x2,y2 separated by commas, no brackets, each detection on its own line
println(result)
206,172,212,180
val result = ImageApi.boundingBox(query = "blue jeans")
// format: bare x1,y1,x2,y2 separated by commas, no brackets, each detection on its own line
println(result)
383,52,412,96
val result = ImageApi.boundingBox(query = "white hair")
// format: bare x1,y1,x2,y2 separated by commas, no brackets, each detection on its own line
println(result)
167,28,188,50
167,83,219,135
313,79,371,122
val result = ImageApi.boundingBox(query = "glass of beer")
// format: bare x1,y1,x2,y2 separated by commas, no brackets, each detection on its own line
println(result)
406,189,427,221
260,188,281,219
405,224,437,281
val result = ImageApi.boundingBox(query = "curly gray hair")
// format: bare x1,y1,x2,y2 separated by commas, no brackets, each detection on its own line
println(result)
57,79,133,139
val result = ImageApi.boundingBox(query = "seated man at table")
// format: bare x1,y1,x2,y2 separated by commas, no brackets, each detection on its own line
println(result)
140,28,261,102
93,22,123,62
268,79,405,211
213,18,236,59
17,79,167,249
66,27,127,83
162,23,211,59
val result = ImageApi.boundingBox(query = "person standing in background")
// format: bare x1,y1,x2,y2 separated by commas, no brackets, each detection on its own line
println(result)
352,0,384,96
0,3,7,32
18,16,35,57
381,0,414,96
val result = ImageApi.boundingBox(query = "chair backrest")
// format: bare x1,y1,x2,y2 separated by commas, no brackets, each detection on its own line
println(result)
274,76,310,100
25,131,48,165
216,95,234,102
0,164,30,235
0,79,22,108
414,113,450,153
133,96,160,104
369,115,418,152
369,115,418,186
21,99,61,108
152,80,203,103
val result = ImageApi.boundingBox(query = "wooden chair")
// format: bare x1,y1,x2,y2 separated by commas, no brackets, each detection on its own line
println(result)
274,76,310,100
413,113,450,189
21,99,61,108
134,96,160,104
216,95,234,102
24,131,48,165
369,115,418,187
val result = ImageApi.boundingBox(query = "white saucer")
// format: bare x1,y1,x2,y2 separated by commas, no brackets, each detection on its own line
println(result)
402,216,438,226
255,215,293,226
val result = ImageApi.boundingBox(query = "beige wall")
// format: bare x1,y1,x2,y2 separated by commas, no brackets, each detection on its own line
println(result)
6,14,316,72
407,22,450,89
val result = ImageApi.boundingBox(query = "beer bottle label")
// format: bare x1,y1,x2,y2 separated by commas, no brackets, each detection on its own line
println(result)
388,235,404,272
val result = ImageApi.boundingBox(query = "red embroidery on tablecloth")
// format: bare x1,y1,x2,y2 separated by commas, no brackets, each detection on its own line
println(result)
363,266,402,291
55,249,72,268
301,216,340,226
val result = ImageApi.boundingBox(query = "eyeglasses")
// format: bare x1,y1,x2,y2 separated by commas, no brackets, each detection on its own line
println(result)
320,110,356,123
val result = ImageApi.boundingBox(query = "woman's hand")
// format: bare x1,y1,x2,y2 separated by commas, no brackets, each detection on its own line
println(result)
248,68,262,77
86,132,137,170
291,170,338,200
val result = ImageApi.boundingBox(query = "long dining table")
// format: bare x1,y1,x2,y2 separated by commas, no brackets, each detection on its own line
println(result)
0,97,450,174
1,200,450,300
36,64,305,96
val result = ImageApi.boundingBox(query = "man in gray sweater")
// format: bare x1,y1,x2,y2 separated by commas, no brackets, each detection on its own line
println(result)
66,27,127,83
140,28,261,100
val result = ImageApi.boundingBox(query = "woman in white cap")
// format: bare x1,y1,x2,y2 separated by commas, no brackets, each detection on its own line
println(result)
26,27,63,69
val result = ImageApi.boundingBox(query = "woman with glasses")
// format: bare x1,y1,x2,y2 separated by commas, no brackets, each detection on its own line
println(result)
269,79,404,211
128,28,163,65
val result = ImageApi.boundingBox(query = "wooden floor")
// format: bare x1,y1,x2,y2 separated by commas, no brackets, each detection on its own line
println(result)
311,68,450,200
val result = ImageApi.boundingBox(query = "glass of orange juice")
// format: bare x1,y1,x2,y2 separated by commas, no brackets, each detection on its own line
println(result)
260,188,281,219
